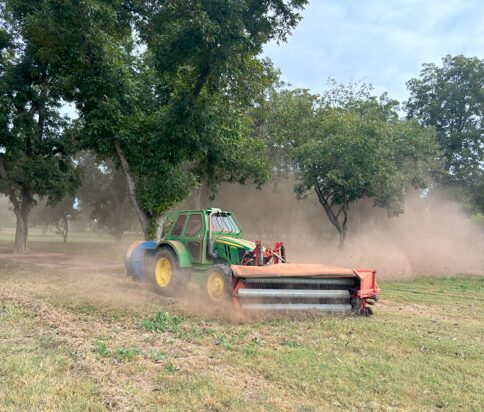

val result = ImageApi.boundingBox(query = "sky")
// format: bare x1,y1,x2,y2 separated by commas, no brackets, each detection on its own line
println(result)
263,0,484,103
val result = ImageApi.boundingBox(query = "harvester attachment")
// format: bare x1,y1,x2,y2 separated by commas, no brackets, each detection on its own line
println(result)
231,264,379,315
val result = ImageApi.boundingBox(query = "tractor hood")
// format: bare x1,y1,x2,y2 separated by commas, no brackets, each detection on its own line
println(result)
215,236,256,251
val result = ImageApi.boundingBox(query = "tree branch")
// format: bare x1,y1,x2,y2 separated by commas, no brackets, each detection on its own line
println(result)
324,190,335,203
192,64,211,99
113,140,149,235
341,187,349,231
313,178,341,234
336,205,344,218
0,156,8,181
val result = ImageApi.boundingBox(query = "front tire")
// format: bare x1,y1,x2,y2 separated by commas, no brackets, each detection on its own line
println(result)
152,248,188,296
206,267,231,303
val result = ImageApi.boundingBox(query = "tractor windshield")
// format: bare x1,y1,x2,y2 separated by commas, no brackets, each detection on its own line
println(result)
210,213,240,234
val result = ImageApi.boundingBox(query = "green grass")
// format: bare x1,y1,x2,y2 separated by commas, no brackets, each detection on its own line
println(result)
0,303,105,411
0,237,483,411
141,311,183,333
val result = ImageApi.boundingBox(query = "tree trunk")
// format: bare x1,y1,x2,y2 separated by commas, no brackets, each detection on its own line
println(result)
313,181,349,249
192,178,207,209
193,186,202,210
154,215,165,243
338,227,347,249
114,140,150,238
13,210,28,253
12,203,32,253
63,217,69,243
0,158,31,253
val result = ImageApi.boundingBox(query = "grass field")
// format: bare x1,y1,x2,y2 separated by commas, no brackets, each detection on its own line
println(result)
0,233,483,411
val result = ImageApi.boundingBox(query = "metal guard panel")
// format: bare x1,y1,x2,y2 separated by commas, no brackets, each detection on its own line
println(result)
230,263,355,278
354,269,380,297
158,240,192,268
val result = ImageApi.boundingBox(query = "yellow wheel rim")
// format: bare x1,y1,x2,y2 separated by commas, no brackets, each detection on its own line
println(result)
207,272,226,302
155,257,172,288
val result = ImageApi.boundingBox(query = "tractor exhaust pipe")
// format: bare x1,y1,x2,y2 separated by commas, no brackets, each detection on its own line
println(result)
207,211,218,259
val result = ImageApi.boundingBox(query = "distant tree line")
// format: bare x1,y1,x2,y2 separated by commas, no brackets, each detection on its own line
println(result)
0,0,482,251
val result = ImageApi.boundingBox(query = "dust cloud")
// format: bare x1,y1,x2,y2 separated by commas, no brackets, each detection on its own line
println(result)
198,181,484,279
1,182,483,281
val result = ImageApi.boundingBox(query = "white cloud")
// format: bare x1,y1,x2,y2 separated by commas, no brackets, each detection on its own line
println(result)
264,0,484,102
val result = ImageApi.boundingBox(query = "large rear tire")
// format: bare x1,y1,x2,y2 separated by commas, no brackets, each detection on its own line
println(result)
152,248,188,296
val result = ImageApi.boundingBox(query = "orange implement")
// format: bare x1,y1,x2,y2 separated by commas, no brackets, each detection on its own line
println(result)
231,263,355,278
231,263,380,315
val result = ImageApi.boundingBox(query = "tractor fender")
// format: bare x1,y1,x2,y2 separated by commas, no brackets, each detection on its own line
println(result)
157,240,192,268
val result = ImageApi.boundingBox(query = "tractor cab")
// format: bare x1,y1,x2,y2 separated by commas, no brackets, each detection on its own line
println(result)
209,211,241,235
162,208,247,265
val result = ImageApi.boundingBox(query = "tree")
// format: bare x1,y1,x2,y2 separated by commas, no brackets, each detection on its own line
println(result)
0,9,81,252
77,154,138,241
4,0,307,240
406,55,484,212
31,197,78,243
188,60,279,205
267,84,440,247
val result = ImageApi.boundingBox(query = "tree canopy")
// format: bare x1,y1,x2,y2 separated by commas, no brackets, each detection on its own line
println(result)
1,0,308,244
0,6,81,251
2,2,478,254
406,55,484,212
266,83,440,247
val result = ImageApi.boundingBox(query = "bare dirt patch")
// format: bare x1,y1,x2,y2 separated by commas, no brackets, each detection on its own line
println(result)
0,246,123,273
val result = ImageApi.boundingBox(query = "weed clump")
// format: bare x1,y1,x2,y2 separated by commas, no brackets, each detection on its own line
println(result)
142,311,183,333
94,340,110,358
94,340,142,361
115,347,141,360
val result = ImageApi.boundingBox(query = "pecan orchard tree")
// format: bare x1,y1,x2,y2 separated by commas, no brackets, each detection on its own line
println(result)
0,14,80,252
406,55,484,213
5,0,307,240
267,84,440,247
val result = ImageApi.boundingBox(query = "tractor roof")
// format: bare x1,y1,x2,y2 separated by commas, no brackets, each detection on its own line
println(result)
165,208,236,221
167,208,232,214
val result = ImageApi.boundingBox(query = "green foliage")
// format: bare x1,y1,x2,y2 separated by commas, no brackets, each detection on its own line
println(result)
0,0,82,250
164,362,181,373
94,340,142,361
213,334,232,351
115,347,142,361
94,340,110,358
142,311,183,333
406,55,484,212
2,0,306,238
266,83,441,245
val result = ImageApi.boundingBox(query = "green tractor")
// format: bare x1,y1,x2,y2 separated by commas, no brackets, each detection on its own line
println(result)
125,208,379,314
